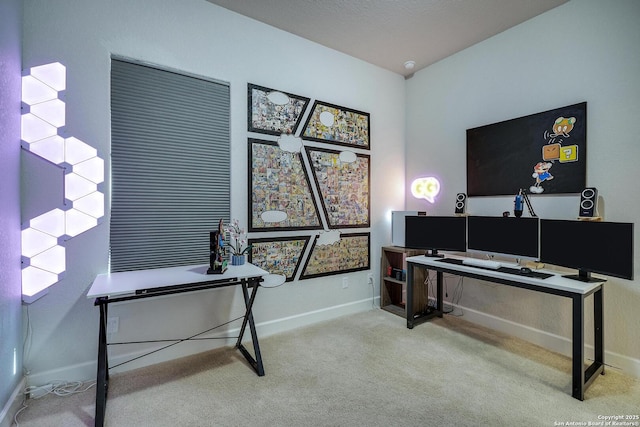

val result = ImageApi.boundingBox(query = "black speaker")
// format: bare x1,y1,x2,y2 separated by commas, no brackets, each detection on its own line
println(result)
579,187,598,217
455,193,467,215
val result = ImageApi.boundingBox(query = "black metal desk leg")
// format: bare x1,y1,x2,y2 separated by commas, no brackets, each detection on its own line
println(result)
594,287,604,373
406,263,415,329
236,280,264,376
95,298,109,427
572,294,585,400
436,271,444,318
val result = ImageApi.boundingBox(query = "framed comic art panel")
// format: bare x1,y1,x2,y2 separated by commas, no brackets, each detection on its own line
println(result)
248,83,310,136
248,236,310,282
305,147,370,228
300,232,370,279
301,100,370,149
249,138,322,231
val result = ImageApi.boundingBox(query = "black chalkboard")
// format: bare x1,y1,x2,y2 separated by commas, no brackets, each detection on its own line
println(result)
466,102,587,197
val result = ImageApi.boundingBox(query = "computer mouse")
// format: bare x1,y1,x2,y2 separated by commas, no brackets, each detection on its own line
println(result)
520,267,532,274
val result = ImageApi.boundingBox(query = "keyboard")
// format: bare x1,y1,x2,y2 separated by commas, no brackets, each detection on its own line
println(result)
461,258,502,270
436,258,552,279
497,266,553,279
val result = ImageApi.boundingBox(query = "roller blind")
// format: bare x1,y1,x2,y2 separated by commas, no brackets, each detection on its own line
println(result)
110,59,230,272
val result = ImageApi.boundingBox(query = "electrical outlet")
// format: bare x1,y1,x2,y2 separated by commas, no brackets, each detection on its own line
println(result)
342,277,349,289
107,317,119,334
367,273,374,284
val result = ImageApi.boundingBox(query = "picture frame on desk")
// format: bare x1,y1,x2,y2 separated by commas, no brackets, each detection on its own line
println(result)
207,222,228,274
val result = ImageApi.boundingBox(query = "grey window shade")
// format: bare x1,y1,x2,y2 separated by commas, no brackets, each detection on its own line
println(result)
110,59,230,272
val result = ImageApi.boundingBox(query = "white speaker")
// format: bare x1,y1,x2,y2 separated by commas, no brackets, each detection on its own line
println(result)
579,187,598,217
455,193,467,215
391,211,426,246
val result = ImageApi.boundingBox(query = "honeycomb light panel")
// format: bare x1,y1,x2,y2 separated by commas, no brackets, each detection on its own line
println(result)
21,75,58,105
21,113,58,143
73,157,104,184
28,135,65,164
21,62,104,303
21,228,58,258
30,62,66,91
29,246,66,275
64,137,96,165
73,192,105,218
22,267,59,300
65,172,97,201
65,209,98,237
29,98,66,128
29,208,66,237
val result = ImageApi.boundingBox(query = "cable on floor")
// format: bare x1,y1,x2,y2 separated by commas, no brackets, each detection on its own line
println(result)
14,380,97,427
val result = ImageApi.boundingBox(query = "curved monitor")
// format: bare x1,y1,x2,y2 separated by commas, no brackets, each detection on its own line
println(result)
404,215,467,257
467,216,539,260
540,219,634,282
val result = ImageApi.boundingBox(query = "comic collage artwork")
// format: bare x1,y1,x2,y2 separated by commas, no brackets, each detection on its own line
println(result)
249,139,321,230
247,84,370,281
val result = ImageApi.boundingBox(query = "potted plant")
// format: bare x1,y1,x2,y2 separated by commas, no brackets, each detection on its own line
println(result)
225,219,251,265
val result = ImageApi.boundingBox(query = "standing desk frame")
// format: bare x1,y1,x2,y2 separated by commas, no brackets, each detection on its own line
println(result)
87,263,269,427
405,255,604,401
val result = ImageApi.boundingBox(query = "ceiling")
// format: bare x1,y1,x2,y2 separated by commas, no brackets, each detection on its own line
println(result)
206,0,568,77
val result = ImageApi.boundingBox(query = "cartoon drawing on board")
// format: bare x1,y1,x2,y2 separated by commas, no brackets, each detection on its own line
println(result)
544,116,576,143
530,161,554,193
529,116,580,193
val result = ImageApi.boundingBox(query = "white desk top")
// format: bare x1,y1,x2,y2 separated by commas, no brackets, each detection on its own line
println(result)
406,254,604,295
87,263,269,299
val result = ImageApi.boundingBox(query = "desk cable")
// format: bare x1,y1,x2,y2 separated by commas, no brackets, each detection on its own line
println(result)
424,272,464,316
15,306,97,427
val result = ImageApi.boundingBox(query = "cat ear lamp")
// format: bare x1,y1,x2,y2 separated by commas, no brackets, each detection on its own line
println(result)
21,62,104,303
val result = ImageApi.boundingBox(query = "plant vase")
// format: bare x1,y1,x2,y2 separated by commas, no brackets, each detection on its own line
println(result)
231,254,245,266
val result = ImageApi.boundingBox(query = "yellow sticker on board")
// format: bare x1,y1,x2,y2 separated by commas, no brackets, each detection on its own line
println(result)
558,145,578,163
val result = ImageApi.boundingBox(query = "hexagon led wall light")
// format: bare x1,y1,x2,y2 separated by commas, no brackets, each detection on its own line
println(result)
21,62,104,303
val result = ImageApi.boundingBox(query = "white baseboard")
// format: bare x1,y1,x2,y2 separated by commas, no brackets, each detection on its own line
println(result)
0,377,25,427
25,297,377,386
446,302,640,378
25,296,639,388
256,296,378,338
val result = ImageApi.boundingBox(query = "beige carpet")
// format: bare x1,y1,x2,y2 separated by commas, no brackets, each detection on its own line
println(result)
13,309,640,426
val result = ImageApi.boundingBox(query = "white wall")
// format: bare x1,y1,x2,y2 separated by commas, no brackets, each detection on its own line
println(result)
0,0,24,418
405,0,640,375
21,0,406,383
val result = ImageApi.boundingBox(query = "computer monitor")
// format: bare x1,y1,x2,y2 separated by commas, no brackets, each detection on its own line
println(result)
404,215,467,257
467,216,539,260
540,219,634,282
